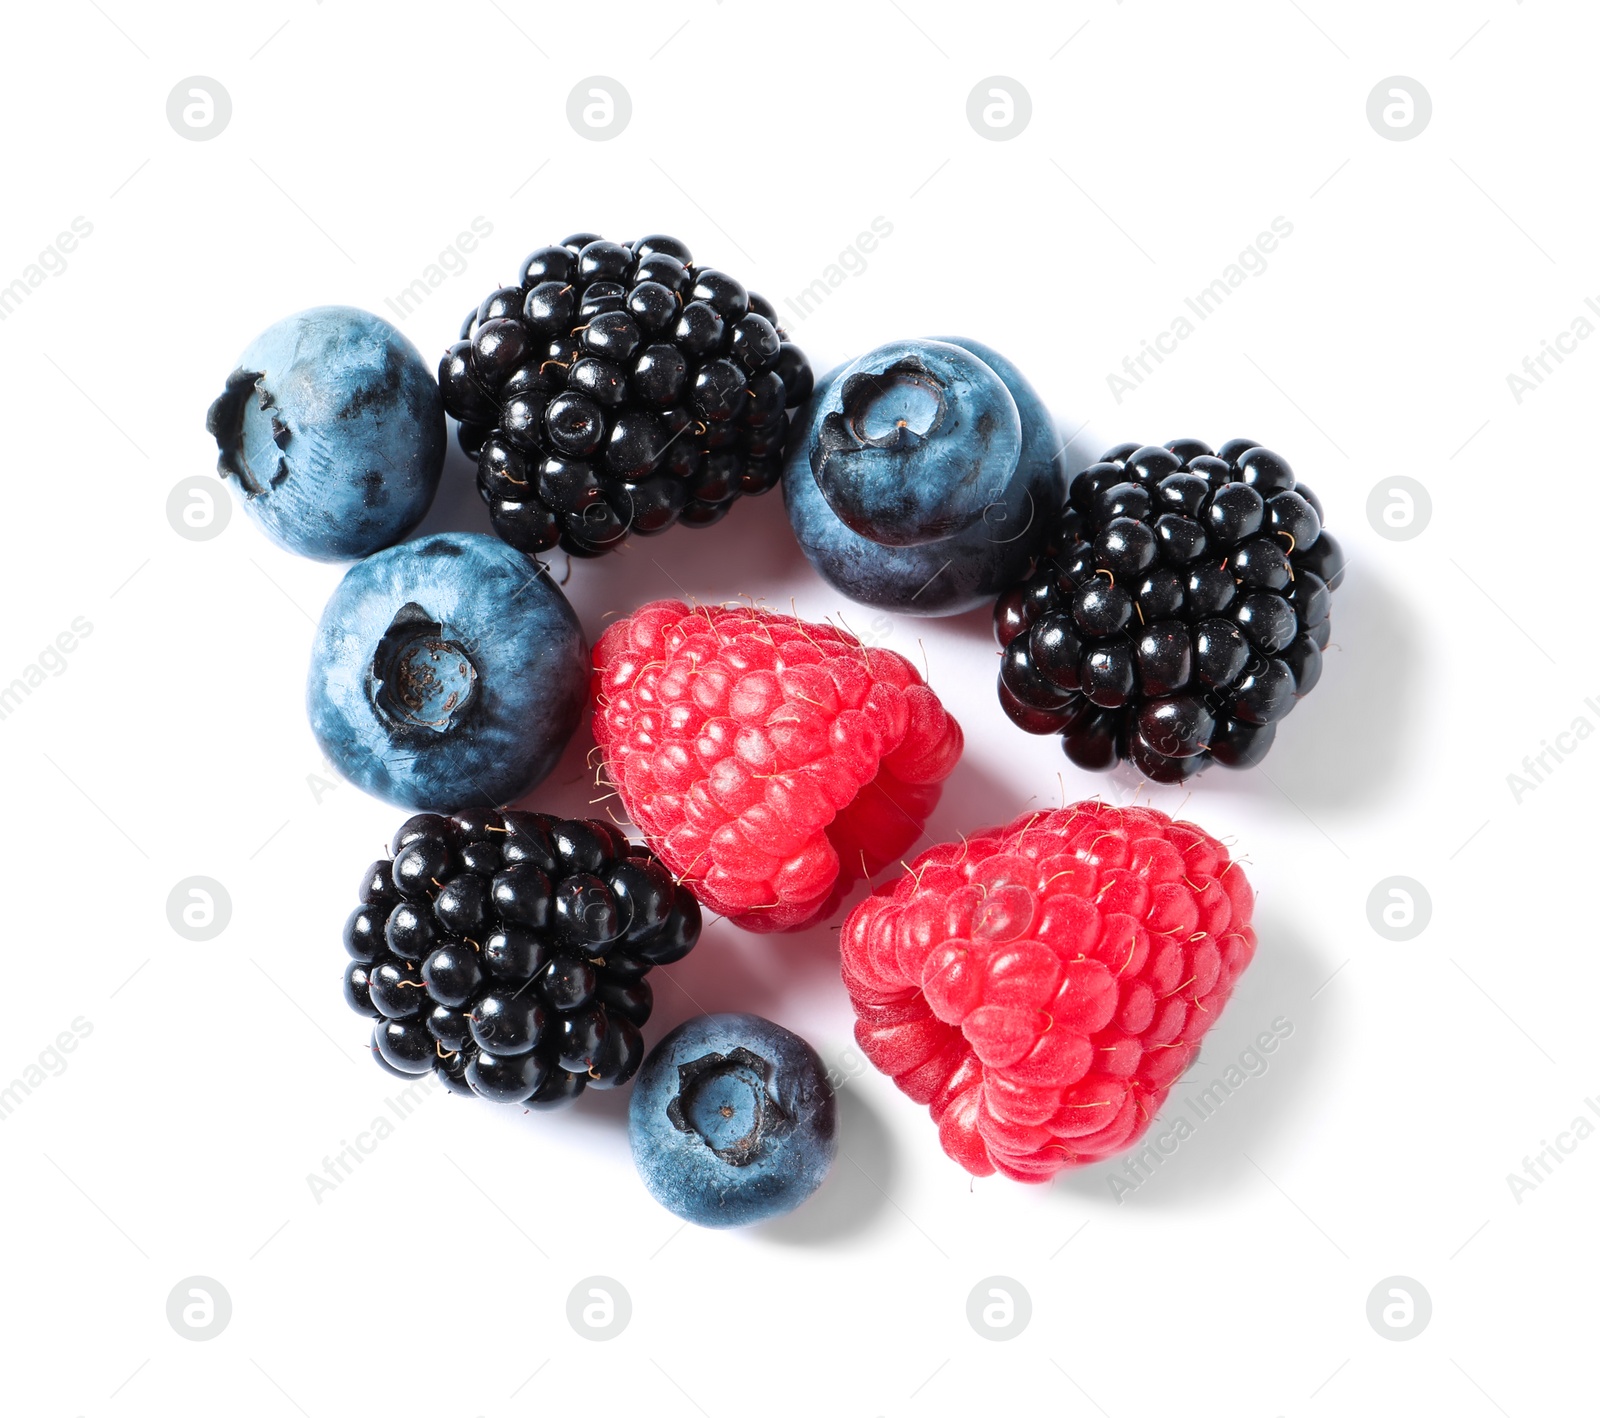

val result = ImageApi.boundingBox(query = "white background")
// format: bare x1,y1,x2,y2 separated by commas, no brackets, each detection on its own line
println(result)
0,1,1592,1414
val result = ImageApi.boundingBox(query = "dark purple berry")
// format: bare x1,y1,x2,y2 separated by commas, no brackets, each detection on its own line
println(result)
993,441,1334,779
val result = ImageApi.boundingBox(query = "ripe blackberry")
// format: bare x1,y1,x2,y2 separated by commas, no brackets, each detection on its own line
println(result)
993,439,1344,782
342,809,700,1107
441,233,814,559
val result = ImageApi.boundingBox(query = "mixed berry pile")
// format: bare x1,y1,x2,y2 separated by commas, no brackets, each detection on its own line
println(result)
441,233,814,558
213,262,1342,1207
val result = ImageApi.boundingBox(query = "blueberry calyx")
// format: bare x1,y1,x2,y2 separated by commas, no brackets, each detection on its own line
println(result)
666,1046,790,1166
205,366,280,497
368,602,480,736
835,361,947,454
807,339,1024,548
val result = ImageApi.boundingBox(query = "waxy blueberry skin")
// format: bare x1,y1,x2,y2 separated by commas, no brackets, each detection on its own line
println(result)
206,305,445,561
629,1013,837,1228
784,336,1061,615
307,533,587,810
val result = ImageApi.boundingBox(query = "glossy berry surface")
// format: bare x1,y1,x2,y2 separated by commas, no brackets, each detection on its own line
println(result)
841,803,1256,1181
307,532,588,809
592,599,964,932
784,337,1061,616
629,1012,837,1227
442,233,813,559
992,439,1342,782
343,809,700,1107
206,306,445,561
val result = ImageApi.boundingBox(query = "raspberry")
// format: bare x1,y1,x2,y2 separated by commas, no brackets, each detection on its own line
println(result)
840,802,1255,1180
592,600,964,932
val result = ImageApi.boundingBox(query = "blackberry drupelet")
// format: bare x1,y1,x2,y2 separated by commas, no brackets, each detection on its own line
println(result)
441,233,814,559
992,439,1344,782
342,809,701,1106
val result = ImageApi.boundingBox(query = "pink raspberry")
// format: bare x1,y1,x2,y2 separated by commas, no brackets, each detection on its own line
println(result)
591,600,963,932
840,803,1256,1180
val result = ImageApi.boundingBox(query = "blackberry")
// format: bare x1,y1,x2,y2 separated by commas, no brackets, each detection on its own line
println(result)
441,233,814,559
342,809,700,1106
992,439,1344,783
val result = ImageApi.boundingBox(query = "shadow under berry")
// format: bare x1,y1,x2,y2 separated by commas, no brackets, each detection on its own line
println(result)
1048,906,1337,1209
1201,561,1419,814
758,1083,899,1246
559,479,814,628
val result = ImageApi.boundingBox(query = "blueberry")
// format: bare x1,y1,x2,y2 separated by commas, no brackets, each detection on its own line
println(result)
783,337,1061,615
306,533,587,809
205,306,445,561
629,1013,837,1228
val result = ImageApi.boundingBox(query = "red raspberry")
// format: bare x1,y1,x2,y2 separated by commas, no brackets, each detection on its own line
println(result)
592,600,963,932
840,803,1255,1181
